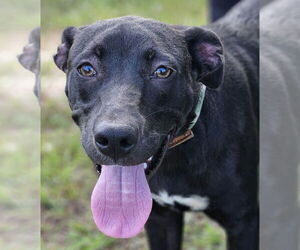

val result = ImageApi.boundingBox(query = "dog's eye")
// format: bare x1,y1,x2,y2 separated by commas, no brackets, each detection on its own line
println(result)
153,66,173,79
77,63,96,77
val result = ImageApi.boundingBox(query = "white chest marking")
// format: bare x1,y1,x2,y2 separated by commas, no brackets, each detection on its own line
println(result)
152,190,209,211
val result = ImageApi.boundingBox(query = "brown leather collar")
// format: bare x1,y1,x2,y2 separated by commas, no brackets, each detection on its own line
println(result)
168,129,194,149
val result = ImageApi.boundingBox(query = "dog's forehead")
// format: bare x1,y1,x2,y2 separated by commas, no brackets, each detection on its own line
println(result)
73,17,185,54
95,23,155,51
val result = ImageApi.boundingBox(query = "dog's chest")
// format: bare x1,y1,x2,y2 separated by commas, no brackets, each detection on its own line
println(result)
151,190,209,211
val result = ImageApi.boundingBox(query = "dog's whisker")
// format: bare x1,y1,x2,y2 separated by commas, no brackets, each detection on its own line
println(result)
144,108,176,119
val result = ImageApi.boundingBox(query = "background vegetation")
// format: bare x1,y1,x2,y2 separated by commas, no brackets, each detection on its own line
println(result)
42,0,207,30
0,0,40,249
41,0,226,249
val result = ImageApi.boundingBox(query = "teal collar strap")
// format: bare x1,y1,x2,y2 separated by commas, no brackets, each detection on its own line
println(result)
169,84,206,149
188,84,206,130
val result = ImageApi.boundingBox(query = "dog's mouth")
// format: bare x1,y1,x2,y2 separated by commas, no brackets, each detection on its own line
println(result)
90,129,174,239
95,130,173,178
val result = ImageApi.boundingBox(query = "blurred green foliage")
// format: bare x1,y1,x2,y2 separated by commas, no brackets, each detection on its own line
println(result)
0,57,40,249
42,0,207,29
0,0,40,30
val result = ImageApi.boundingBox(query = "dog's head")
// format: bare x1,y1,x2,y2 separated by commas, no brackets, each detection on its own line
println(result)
54,16,224,171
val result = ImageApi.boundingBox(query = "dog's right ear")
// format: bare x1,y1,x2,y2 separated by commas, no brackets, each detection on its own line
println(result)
54,27,78,72
185,27,224,89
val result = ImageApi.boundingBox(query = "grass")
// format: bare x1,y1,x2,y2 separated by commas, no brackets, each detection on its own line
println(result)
42,0,208,30
0,57,40,249
41,0,226,249
0,0,40,30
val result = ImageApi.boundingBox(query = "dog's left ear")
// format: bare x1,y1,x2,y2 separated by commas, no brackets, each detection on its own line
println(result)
54,26,78,72
185,27,224,89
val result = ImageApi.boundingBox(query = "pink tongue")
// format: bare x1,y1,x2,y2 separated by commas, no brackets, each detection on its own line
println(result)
91,164,152,238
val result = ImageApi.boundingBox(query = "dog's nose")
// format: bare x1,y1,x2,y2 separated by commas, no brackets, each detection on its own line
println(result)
94,125,137,159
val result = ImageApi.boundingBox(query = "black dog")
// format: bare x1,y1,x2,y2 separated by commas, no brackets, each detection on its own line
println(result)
209,0,273,22
54,0,258,249
209,0,241,21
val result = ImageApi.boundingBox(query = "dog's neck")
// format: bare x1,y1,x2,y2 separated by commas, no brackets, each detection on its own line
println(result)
169,84,206,149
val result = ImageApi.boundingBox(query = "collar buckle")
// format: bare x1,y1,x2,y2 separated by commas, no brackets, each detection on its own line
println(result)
169,129,194,149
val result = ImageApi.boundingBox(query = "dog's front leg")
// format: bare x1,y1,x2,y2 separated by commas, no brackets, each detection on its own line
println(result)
225,211,259,250
145,201,184,250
